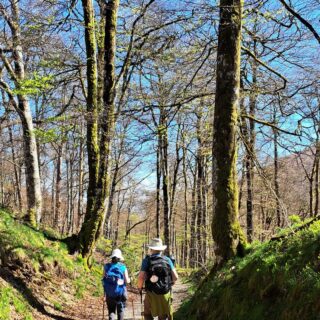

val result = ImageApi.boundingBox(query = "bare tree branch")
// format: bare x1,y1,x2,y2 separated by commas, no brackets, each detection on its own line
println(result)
241,46,287,90
278,0,320,45
241,113,300,136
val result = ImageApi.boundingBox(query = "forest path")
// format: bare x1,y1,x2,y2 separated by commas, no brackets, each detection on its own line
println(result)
33,279,190,320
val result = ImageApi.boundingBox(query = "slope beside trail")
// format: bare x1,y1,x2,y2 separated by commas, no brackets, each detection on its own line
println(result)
0,209,191,320
175,218,320,320
34,280,189,320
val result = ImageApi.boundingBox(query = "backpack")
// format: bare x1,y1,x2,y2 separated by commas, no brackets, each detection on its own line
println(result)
145,255,172,295
103,263,126,299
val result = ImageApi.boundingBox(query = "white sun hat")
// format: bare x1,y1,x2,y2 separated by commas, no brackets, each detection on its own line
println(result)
110,248,124,261
147,238,167,251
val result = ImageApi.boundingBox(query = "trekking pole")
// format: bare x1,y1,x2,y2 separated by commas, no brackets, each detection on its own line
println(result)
131,299,135,319
169,288,173,320
140,289,144,320
102,295,105,320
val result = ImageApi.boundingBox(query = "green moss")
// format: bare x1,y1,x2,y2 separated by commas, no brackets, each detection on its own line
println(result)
176,220,320,320
0,285,33,320
0,209,104,315
0,209,80,276
53,301,63,311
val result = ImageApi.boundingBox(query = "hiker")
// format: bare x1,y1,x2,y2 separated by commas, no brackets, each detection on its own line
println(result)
137,238,179,320
103,248,130,320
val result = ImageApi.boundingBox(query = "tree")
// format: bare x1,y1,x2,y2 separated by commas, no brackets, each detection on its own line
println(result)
212,0,246,263
74,0,119,260
0,1,42,227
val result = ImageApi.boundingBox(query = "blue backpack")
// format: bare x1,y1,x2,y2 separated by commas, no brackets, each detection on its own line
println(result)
103,263,126,299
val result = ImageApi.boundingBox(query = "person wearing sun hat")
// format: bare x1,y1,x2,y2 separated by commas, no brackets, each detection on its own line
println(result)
137,238,178,320
103,248,130,320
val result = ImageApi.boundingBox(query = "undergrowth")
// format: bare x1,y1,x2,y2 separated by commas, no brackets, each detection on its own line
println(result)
0,283,33,320
176,219,320,320
0,209,103,319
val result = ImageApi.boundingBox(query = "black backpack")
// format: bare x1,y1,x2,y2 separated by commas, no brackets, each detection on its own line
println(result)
145,255,172,295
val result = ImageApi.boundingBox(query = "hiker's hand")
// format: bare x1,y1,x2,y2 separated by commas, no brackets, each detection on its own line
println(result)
127,284,141,294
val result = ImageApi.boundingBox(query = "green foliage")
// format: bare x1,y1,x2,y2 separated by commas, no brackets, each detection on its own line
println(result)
0,209,74,275
73,262,103,299
0,209,104,316
288,214,302,225
34,125,73,144
176,220,320,320
13,73,53,96
0,285,33,320
96,237,113,254
120,235,147,283
33,128,60,144
53,301,63,311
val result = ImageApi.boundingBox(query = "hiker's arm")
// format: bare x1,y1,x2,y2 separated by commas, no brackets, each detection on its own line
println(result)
137,271,146,290
124,269,131,284
171,268,179,284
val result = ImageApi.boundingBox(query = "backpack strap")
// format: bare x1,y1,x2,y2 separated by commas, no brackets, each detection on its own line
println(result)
145,255,151,272
104,263,110,276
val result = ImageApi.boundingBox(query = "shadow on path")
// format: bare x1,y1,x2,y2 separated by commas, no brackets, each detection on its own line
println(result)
0,267,75,320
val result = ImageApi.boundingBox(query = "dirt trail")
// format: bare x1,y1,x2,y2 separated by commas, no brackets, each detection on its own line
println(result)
34,280,190,320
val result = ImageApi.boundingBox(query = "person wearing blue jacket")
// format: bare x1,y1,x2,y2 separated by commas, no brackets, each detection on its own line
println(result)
103,249,130,320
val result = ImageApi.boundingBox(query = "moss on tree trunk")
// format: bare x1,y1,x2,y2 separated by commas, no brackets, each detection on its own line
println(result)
212,0,246,262
76,0,119,262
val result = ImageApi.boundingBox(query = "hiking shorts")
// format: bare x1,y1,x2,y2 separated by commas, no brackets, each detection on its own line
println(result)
144,291,172,320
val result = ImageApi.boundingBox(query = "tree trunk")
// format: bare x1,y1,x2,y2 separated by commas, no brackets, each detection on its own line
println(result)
104,129,126,237
77,127,85,231
0,1,42,226
0,157,3,207
54,144,63,231
125,193,134,240
78,0,119,260
315,143,320,216
238,159,245,212
196,112,204,265
212,0,245,262
182,128,189,267
245,57,256,242
20,99,42,226
113,192,122,247
9,126,22,211
104,156,121,238
159,109,171,254
66,0,100,255
66,149,75,235
170,123,182,255
190,165,197,267
51,162,56,227
246,142,254,239
115,189,127,245
81,0,99,225
201,155,208,263
156,143,161,238
273,119,281,227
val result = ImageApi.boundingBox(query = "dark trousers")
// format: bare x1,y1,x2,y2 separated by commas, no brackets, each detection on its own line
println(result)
106,296,125,320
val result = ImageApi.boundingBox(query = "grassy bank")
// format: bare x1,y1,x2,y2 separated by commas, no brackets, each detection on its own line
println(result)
0,208,102,319
176,219,320,320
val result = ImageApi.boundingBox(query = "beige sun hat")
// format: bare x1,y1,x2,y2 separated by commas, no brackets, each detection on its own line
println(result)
110,248,124,261
147,238,167,251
